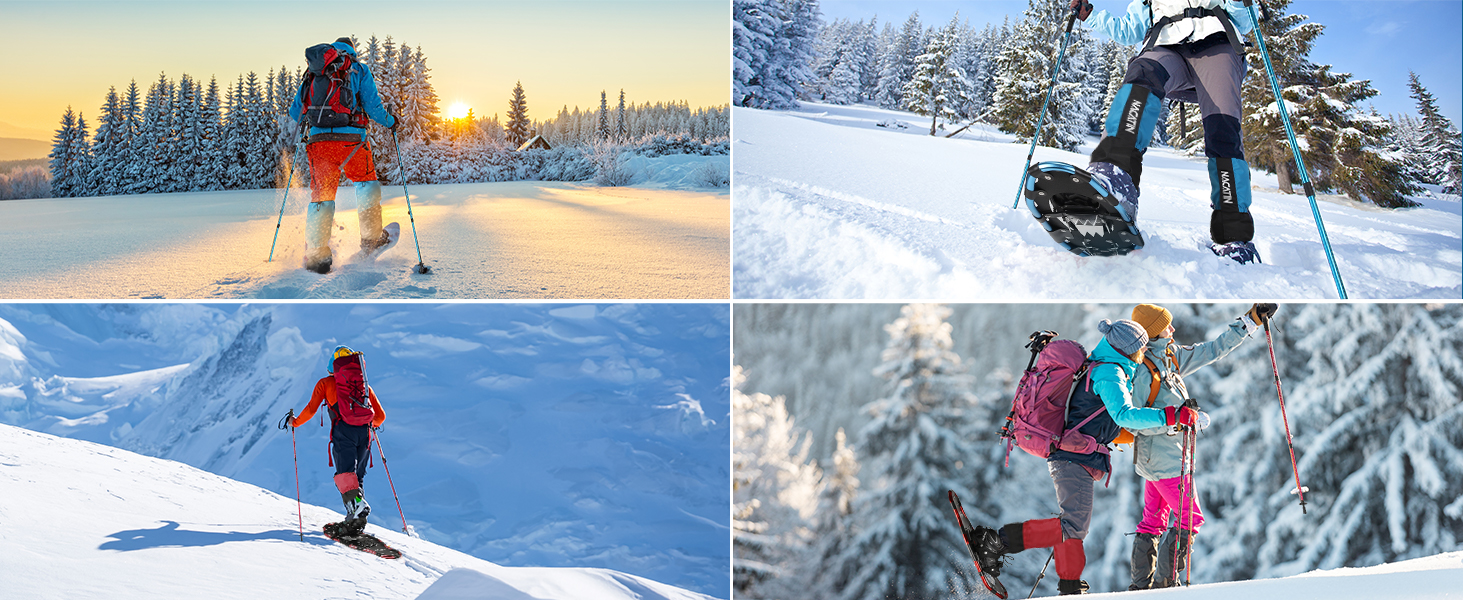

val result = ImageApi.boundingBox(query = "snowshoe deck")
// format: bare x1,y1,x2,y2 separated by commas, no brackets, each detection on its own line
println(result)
1023,161,1144,257
948,490,1008,599
323,522,402,559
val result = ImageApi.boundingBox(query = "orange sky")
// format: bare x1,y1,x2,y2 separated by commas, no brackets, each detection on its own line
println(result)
0,0,731,139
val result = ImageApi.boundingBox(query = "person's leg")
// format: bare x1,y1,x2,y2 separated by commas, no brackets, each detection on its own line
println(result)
1130,480,1170,590
1047,460,1095,594
1153,473,1204,586
338,141,387,251
1089,48,1189,215
1191,44,1258,261
304,141,348,271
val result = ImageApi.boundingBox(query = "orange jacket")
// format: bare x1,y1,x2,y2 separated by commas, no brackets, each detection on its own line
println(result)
291,376,385,428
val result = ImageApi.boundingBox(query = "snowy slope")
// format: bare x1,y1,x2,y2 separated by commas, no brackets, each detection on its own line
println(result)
732,103,1463,300
0,303,730,597
0,423,718,600
0,157,729,300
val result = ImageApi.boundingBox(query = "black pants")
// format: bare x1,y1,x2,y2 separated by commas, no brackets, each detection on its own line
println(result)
332,422,371,485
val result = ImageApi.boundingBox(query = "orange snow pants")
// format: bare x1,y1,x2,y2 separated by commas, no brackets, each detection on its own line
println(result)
307,139,378,203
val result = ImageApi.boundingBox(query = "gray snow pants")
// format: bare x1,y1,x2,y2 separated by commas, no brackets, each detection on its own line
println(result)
1049,459,1096,540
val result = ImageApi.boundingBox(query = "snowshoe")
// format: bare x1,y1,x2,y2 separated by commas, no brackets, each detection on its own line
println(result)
323,522,402,559
1023,161,1144,257
1058,579,1090,595
304,254,333,274
359,222,400,258
1210,240,1262,265
948,490,1009,599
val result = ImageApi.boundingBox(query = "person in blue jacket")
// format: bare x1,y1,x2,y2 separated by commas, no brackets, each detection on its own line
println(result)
287,37,398,273
969,319,1201,595
1073,0,1262,265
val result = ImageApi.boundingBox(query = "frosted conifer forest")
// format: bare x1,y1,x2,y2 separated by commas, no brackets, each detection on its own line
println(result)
733,303,1462,598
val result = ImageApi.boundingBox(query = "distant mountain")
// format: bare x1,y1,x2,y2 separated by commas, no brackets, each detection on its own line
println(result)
0,120,52,140
0,137,49,161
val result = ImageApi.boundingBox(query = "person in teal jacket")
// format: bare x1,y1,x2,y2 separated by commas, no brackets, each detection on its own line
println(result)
1072,0,1262,264
1123,302,1277,589
971,319,1200,595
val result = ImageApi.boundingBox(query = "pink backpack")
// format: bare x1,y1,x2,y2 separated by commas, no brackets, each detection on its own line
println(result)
330,353,376,427
998,332,1108,466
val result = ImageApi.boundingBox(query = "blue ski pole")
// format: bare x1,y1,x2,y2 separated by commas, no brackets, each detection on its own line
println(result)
267,140,306,262
391,129,432,275
1012,5,1082,209
1243,0,1347,299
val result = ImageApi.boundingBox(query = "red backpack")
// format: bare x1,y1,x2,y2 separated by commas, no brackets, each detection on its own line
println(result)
330,352,375,427
300,43,368,129
997,331,1110,466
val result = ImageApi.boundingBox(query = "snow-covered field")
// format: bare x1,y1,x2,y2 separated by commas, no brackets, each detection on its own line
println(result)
0,423,719,600
0,303,730,597
1058,552,1462,599
0,154,729,299
732,103,1463,299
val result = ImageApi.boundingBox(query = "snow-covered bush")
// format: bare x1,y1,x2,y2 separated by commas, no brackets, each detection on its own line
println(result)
690,160,729,188
589,143,635,187
0,166,51,200
632,134,730,157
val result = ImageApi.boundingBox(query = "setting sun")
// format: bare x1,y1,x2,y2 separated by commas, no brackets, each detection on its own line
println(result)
448,102,470,120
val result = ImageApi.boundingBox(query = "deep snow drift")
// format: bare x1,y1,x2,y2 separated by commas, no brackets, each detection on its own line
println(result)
0,303,730,596
0,423,718,600
0,154,729,300
732,103,1462,300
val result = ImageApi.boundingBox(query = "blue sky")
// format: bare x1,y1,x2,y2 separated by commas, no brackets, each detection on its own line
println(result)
818,0,1463,125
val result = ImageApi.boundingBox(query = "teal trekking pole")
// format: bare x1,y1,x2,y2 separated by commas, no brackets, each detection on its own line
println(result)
1243,0,1347,299
267,138,307,262
1012,4,1082,209
391,129,432,274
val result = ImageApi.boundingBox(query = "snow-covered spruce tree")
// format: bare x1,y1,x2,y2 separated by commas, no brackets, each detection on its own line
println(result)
400,46,441,144
810,18,870,105
198,76,225,191
172,74,200,192
1386,113,1430,186
733,365,823,599
803,427,861,599
992,0,1095,151
837,304,981,600
616,89,627,142
874,12,923,110
1197,304,1462,582
597,91,610,141
88,87,124,196
1407,71,1463,194
506,81,530,149
48,107,84,198
116,80,144,194
1165,99,1205,155
734,0,821,109
1239,0,1418,207
131,73,175,194
903,15,972,136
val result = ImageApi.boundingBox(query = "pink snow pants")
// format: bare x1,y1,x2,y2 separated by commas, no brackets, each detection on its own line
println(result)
1136,475,1205,535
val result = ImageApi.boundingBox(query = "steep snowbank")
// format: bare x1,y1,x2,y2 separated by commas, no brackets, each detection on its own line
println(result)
0,423,718,600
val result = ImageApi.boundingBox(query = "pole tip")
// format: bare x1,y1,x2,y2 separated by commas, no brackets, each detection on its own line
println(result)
413,263,432,274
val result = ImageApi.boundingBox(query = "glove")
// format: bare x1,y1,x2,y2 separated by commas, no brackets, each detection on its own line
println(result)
1165,405,1199,428
389,114,400,132
1246,303,1278,327
1069,0,1093,20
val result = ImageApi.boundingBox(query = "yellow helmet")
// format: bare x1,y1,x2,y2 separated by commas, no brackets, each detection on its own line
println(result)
328,345,360,373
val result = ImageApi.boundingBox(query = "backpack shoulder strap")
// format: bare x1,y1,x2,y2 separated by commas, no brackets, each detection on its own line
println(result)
1141,356,1162,407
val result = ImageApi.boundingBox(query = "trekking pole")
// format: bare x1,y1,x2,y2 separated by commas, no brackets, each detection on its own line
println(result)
267,139,307,263
1027,550,1054,599
370,428,412,535
391,129,432,274
277,411,303,541
1011,5,1081,209
1182,426,1198,586
1264,321,1307,513
1242,0,1347,299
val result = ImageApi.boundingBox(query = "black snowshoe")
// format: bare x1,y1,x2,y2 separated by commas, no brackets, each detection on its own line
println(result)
1023,161,1144,257
948,490,1009,599
323,521,402,559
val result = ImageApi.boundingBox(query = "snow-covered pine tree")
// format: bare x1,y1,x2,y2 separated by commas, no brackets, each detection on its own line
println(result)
734,0,821,109
903,15,972,136
733,365,823,599
992,0,1095,151
874,12,923,109
48,107,82,198
616,89,627,142
1386,112,1429,186
506,81,529,148
1407,71,1463,194
1165,99,1205,155
88,87,124,196
810,18,865,105
129,73,174,194
803,427,862,600
401,46,441,144
597,91,610,141
172,74,200,192
198,76,225,191
1197,304,1462,582
836,304,982,600
1240,0,1418,207
117,79,144,193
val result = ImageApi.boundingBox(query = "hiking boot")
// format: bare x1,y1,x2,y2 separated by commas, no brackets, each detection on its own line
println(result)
969,525,1008,576
304,253,333,274
1058,579,1089,595
1154,527,1195,588
1210,240,1262,265
1088,161,1139,223
343,494,371,534
361,229,392,254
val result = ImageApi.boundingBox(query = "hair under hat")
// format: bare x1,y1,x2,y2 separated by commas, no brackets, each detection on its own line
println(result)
335,36,355,48
1131,304,1173,338
1098,319,1149,361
